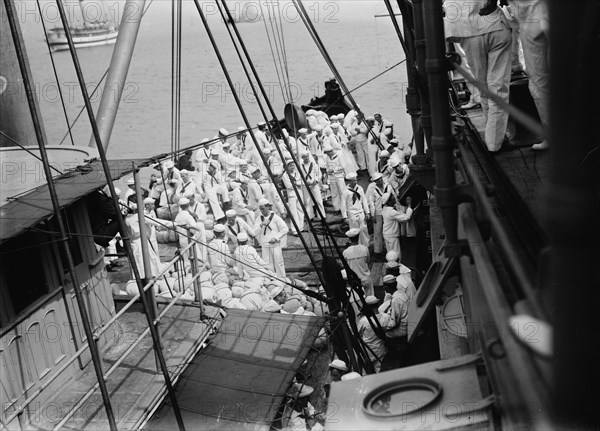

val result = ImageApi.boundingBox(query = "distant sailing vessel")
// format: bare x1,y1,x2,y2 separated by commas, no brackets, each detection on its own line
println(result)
46,0,118,51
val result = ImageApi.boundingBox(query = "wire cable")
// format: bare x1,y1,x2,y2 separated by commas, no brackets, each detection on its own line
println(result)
36,0,75,147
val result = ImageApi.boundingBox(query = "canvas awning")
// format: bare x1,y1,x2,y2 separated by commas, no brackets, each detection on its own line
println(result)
147,309,325,430
0,158,155,244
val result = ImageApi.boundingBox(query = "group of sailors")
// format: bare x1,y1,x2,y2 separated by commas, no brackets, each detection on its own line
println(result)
111,107,418,352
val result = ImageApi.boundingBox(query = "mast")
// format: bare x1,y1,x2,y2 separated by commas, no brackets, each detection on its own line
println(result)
89,0,145,151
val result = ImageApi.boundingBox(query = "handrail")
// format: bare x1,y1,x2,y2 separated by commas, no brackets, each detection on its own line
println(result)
51,272,201,431
1,241,195,425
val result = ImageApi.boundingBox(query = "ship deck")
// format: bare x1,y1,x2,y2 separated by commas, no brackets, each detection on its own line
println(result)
21,302,222,431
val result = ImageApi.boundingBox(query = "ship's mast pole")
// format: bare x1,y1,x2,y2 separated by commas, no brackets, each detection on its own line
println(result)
54,1,186,429
3,1,118,429
89,0,146,151
422,0,458,247
411,0,432,149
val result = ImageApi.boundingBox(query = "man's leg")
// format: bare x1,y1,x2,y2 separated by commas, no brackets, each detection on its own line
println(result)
374,214,384,254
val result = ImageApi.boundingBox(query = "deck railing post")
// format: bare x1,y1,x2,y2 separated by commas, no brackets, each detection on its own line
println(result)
133,163,161,371
189,230,204,317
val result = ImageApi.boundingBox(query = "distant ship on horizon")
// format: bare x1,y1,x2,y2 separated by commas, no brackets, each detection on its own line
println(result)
45,0,118,51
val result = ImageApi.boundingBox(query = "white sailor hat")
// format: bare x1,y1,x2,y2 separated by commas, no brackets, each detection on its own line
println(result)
371,172,383,181
379,150,390,157
399,263,411,274
382,192,392,205
346,228,360,238
290,383,314,398
389,138,400,145
226,209,237,218
341,372,362,381
164,160,174,169
239,159,248,165
390,158,401,168
237,126,246,132
329,114,337,120
383,120,393,127
329,359,348,372
143,197,155,205
126,178,135,185
183,191,194,198
285,158,295,165
386,260,400,269
178,197,190,206
330,122,340,129
323,143,333,152
222,142,230,148
270,284,285,298
305,109,317,116
218,128,229,136
299,149,310,157
209,160,220,169
237,232,249,242
258,198,270,206
345,172,357,180
264,300,282,312
312,125,323,132
298,127,308,134
337,113,345,120
386,251,400,262
366,115,375,121
213,224,226,233
263,147,272,154
383,274,397,285
365,295,379,305
257,121,266,127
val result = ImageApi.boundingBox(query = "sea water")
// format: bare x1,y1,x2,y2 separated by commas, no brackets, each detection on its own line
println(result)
21,1,411,161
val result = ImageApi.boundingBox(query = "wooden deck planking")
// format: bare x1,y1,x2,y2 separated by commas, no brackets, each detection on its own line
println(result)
23,304,221,431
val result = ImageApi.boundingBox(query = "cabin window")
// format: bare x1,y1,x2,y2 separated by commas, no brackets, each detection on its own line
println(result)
0,232,50,317
57,209,84,270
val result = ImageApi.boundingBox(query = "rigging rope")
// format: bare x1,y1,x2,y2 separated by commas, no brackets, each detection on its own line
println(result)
258,0,288,104
215,0,329,263
193,0,328,290
292,0,384,150
36,0,75,147
55,0,155,147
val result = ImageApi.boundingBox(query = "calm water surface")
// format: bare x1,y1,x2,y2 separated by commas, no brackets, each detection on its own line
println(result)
23,1,411,160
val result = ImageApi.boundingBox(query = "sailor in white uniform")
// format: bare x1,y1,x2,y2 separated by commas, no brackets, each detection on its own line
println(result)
366,172,386,255
342,228,373,297
381,193,413,260
201,160,230,221
300,150,324,221
234,232,273,280
282,159,305,235
324,143,346,214
254,198,288,277
224,209,255,249
341,172,371,248
207,224,234,273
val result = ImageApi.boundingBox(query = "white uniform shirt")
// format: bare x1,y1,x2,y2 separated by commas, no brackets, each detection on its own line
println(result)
382,207,413,238
385,289,409,338
254,211,288,246
342,185,369,219
208,238,232,271
342,244,371,282
366,183,385,217
234,244,268,279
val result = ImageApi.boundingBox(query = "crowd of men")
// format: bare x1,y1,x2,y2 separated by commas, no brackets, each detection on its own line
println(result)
110,109,419,379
